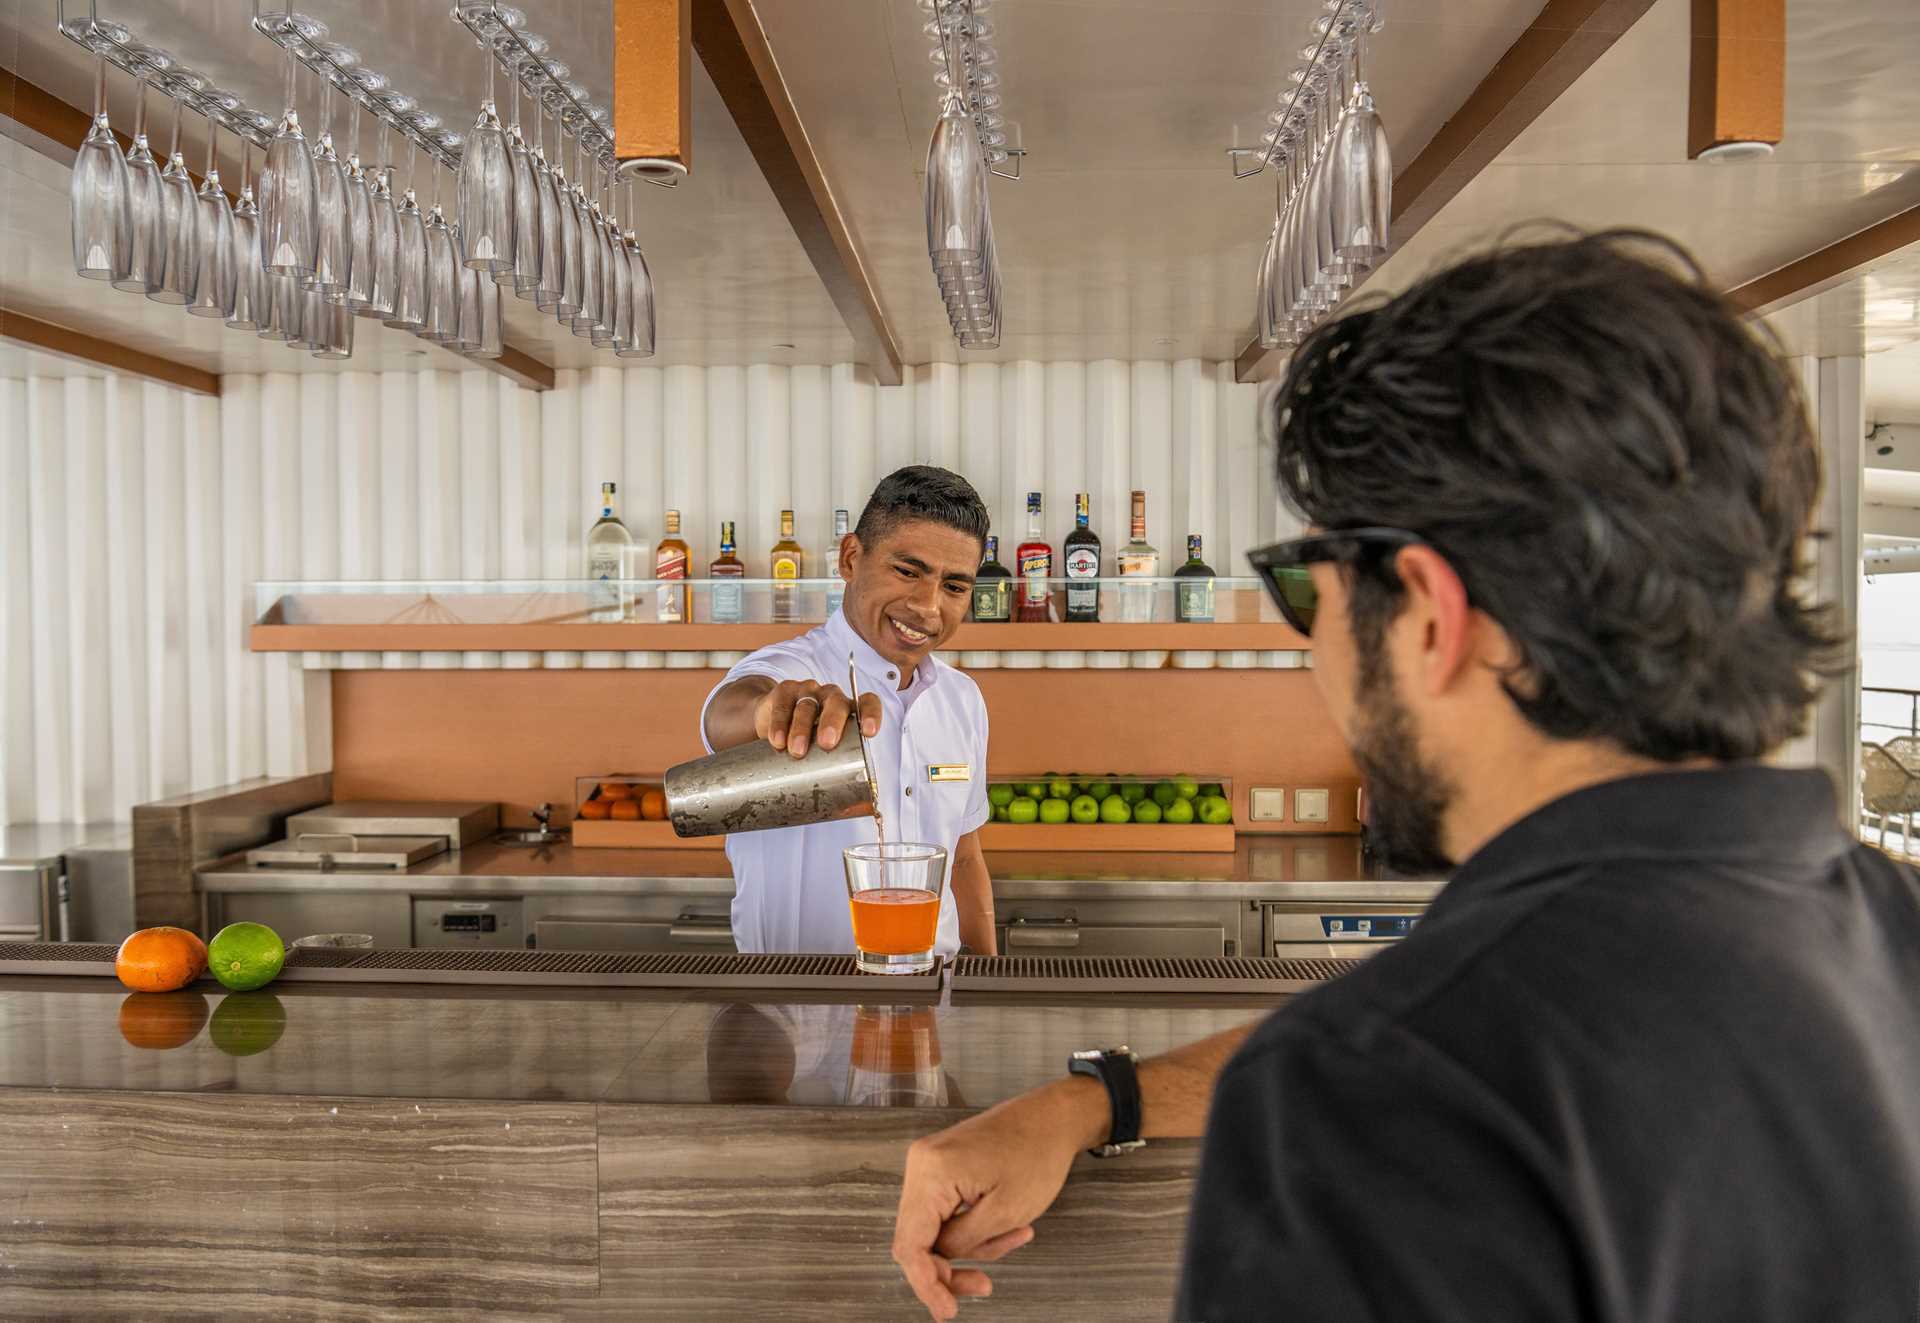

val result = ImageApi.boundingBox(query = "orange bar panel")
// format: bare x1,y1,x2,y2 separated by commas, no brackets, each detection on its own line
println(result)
1688,0,1786,158
614,0,693,175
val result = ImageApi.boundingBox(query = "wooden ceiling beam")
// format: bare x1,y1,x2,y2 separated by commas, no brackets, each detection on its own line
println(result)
0,308,220,397
614,0,694,179
1688,0,1786,159
1724,205,1920,319
688,0,905,386
1234,0,1661,384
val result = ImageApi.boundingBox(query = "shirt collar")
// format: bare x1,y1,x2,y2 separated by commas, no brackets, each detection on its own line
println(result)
824,607,937,702
1435,765,1851,914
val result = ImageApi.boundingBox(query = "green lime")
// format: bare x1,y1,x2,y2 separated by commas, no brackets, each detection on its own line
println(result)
1164,798,1196,825
1070,795,1100,824
1173,776,1200,801
988,784,1015,808
1099,795,1132,825
1086,781,1113,802
1152,780,1179,808
1197,794,1233,825
207,922,286,992
210,991,288,1057
1133,799,1163,824
1048,778,1074,801
1039,798,1070,824
1021,782,1048,802
1199,783,1225,800
1119,783,1148,804
1007,797,1040,825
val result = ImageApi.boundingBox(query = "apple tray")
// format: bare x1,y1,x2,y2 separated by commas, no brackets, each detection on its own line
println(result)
976,823,1236,853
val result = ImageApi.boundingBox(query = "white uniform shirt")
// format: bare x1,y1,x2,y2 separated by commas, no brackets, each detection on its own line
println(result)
699,609,990,956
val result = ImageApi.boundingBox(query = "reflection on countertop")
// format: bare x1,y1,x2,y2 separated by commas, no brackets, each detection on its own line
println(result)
0,978,1269,1111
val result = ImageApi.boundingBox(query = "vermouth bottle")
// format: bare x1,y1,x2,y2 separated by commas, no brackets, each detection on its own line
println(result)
1063,492,1101,622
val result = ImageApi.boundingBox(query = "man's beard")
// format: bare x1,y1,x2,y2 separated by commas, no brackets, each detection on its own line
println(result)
1351,648,1457,876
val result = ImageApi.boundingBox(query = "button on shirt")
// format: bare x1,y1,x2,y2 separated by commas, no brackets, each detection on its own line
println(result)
699,610,990,957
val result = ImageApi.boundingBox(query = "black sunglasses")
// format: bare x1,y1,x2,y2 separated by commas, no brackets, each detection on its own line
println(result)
1245,527,1427,637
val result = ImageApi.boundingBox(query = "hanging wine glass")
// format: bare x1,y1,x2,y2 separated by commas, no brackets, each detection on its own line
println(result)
257,272,299,342
609,181,634,353
148,97,200,305
313,296,355,360
591,164,621,346
422,163,459,344
457,33,514,273
341,101,374,309
532,100,567,311
360,122,399,320
309,74,349,296
259,35,319,277
72,49,132,282
186,114,236,319
620,182,657,359
568,139,600,336
227,139,264,332
111,73,163,294
383,143,429,332
469,263,504,359
290,285,326,351
1331,34,1391,266
504,61,541,295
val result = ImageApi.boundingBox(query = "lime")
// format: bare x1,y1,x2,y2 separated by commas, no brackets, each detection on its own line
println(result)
1070,795,1100,824
210,991,288,1057
1152,780,1179,808
1099,795,1132,825
993,804,1010,822
1197,794,1233,825
1048,778,1074,801
1134,799,1163,824
1199,783,1225,800
1086,781,1113,802
1039,798,1070,825
1164,798,1196,825
988,784,1015,808
1021,782,1048,802
1173,776,1200,801
1007,796,1040,825
1119,783,1148,805
207,922,285,992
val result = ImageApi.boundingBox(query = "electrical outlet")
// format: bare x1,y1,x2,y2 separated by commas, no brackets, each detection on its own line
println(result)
1250,787,1287,822
1295,788,1330,823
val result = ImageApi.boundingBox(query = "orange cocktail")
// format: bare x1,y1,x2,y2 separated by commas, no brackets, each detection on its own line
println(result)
849,889,941,954
843,843,948,974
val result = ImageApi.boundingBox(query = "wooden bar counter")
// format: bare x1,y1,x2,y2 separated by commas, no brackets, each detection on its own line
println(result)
0,972,1276,1319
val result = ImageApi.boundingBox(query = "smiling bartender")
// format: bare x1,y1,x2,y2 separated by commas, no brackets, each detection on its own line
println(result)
700,466,997,957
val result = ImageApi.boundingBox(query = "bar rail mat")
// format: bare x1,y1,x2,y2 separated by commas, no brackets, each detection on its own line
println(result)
950,953,1363,996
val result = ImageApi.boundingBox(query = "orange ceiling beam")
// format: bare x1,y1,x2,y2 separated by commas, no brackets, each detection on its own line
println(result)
1688,0,1786,159
614,0,694,178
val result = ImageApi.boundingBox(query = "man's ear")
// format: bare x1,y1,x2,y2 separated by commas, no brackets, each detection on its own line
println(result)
1392,545,1474,695
839,533,861,579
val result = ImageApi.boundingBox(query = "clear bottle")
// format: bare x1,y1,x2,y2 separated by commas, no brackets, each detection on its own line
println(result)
710,521,746,623
1063,492,1101,622
825,507,851,617
770,508,806,623
586,481,635,621
1174,533,1217,623
655,508,690,622
971,534,1012,622
1014,491,1052,623
1116,489,1160,622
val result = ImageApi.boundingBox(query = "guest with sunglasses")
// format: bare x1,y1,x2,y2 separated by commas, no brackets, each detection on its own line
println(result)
891,229,1920,1322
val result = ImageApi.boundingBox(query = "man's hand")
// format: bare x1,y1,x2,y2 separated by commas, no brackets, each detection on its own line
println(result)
892,1077,1107,1320
751,679,883,759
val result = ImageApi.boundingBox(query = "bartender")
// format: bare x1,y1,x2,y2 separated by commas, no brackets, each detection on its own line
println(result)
700,466,997,957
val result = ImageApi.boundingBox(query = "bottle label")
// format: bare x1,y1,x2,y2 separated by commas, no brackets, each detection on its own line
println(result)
1117,553,1156,577
1177,582,1214,623
588,552,621,582
656,550,687,581
1064,548,1098,579
773,557,799,581
1019,551,1051,605
712,574,744,623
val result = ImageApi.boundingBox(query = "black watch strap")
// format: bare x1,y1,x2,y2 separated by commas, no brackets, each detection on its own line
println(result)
1068,1047,1145,1158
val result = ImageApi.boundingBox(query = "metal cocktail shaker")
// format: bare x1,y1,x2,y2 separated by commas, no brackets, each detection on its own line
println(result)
664,732,877,838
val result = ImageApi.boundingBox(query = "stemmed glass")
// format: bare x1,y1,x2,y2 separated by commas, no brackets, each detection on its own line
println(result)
341,102,374,309
457,36,514,274
1331,37,1390,266
291,285,325,351
382,144,429,333
504,65,542,296
422,164,459,344
258,273,300,343
313,296,354,360
72,50,132,282
186,114,236,319
619,183,657,358
469,266,504,359
532,101,566,312
589,165,620,347
309,74,349,296
111,74,163,293
358,123,399,321
149,97,200,305
226,140,264,331
608,181,634,352
567,139,599,336
259,36,319,277
450,224,480,352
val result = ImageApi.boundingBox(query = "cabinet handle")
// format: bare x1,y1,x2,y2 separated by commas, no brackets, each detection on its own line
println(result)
1007,918,1080,949
669,917,734,945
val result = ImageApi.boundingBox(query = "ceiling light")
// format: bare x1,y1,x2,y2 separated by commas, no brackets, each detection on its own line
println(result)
1696,141,1775,163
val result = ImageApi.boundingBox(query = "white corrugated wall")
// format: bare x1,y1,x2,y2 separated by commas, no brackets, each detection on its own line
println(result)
0,360,1296,825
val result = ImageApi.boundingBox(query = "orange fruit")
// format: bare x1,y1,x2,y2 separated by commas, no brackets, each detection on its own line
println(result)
610,799,642,821
118,990,210,1049
577,798,612,820
115,927,208,993
639,788,667,821
598,781,635,801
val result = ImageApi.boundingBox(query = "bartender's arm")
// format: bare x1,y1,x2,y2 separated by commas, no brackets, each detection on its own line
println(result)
950,829,994,956
703,675,882,757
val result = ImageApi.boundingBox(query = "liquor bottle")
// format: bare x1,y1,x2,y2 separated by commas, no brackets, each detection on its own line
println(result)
1015,491,1052,623
655,509,690,622
971,534,1012,622
710,521,746,623
1116,489,1160,622
1174,533,1217,623
770,508,805,623
586,481,635,621
1063,491,1101,622
825,508,851,617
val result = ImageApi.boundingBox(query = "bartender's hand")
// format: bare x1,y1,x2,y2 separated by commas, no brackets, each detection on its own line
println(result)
755,679,883,759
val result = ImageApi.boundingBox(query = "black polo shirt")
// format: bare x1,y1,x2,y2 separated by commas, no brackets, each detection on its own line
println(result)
1177,766,1920,1322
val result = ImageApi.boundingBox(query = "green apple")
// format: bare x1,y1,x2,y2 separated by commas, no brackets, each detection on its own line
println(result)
1099,795,1133,824
1119,783,1148,804
1007,796,1040,824
1048,778,1074,801
1199,783,1225,800
1133,799,1163,824
1086,781,1114,802
1152,780,1179,808
1172,776,1200,801
1021,782,1048,802
1163,798,1195,825
988,784,1015,808
1070,795,1100,824
1197,795,1233,825
1040,798,1070,824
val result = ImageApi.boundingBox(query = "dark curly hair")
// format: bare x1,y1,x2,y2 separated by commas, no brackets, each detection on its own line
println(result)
855,465,991,549
1272,227,1847,762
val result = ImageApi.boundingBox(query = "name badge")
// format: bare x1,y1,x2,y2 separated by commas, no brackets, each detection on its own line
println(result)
927,764,971,783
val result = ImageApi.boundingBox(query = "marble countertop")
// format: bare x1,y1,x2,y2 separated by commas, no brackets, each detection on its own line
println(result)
0,976,1272,1111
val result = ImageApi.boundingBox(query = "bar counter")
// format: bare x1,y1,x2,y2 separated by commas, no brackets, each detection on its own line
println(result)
0,971,1279,1319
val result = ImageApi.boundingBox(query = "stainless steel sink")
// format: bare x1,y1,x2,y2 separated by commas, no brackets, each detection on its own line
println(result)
497,829,567,846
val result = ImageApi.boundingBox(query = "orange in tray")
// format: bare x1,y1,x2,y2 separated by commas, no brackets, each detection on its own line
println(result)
610,799,642,821
115,926,209,993
598,781,636,801
577,798,613,820
640,788,667,821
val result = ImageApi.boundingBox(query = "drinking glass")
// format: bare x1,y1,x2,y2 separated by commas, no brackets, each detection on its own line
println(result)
186,116,236,319
925,94,985,272
309,76,349,295
609,196,634,352
846,1006,946,1107
504,71,541,294
422,180,459,343
590,172,620,347
72,52,132,282
148,99,200,305
112,74,163,293
451,228,481,351
291,285,326,350
226,143,264,331
360,127,399,320
313,297,354,359
844,843,947,975
568,143,599,335
382,150,428,332
258,272,299,342
467,266,504,359
259,38,319,277
457,42,514,273
1332,80,1390,265
531,102,564,308
619,223,656,358
555,138,583,323
341,104,374,309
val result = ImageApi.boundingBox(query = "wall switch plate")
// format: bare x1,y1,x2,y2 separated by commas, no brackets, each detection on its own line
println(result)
1295,788,1330,823
1250,787,1287,822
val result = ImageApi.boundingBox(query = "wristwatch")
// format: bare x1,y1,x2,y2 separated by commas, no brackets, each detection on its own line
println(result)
1068,1046,1146,1158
